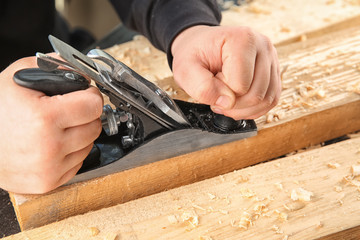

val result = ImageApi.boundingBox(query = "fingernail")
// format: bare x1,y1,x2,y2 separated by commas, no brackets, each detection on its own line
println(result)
212,108,223,114
215,95,232,109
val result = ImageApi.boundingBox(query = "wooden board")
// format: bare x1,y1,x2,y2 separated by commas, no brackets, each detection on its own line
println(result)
9,24,360,230
5,135,360,240
221,0,360,46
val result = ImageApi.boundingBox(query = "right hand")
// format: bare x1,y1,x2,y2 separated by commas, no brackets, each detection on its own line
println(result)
0,57,103,194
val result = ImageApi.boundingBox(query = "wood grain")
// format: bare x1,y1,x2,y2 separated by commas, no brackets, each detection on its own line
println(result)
5,136,360,240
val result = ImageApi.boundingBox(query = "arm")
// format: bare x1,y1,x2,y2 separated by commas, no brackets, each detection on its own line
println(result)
110,0,280,120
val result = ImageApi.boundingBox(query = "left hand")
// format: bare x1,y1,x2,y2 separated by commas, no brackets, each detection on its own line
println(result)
171,25,281,120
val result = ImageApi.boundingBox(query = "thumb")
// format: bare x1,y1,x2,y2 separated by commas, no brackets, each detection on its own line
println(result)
173,61,235,110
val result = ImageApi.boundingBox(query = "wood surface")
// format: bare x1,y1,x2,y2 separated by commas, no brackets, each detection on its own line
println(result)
221,0,360,46
5,135,360,240
8,0,360,231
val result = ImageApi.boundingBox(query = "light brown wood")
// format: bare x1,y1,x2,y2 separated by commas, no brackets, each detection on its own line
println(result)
5,136,360,240
221,0,360,46
9,25,360,231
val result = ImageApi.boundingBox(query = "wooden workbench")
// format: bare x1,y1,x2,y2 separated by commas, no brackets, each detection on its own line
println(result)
7,0,360,235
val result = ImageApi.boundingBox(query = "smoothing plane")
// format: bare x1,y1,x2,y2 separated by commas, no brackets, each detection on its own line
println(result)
13,35,257,184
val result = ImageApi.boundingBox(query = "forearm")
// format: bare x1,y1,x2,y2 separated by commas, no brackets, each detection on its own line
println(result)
109,0,221,65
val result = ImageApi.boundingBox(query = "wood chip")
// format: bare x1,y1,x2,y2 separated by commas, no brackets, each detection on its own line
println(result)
167,215,178,224
351,165,360,176
291,187,314,201
105,232,120,240
240,188,256,198
181,211,199,228
327,162,341,169
89,227,100,236
239,212,252,230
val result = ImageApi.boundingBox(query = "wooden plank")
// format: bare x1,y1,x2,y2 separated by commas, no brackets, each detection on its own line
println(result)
9,25,360,230
221,0,360,46
5,136,360,239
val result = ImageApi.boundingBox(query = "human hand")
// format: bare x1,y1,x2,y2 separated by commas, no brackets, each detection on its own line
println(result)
0,57,103,194
171,25,281,120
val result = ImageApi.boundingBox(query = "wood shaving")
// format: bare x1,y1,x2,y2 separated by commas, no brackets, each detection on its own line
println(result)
274,210,288,222
218,209,229,215
181,211,199,228
299,34,307,42
237,175,250,183
89,227,100,236
199,236,213,240
337,193,345,206
275,182,284,190
207,193,216,200
105,233,120,240
334,186,343,192
245,3,271,15
351,165,360,176
316,221,324,229
270,225,284,234
283,201,306,211
240,188,256,198
327,162,341,169
347,82,360,94
192,204,206,211
280,25,291,33
239,212,252,230
291,187,314,201
167,215,179,224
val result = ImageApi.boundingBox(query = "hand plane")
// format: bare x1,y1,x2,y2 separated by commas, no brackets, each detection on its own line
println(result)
13,35,257,184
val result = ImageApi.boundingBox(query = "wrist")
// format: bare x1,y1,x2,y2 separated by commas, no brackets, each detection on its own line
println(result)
171,25,210,57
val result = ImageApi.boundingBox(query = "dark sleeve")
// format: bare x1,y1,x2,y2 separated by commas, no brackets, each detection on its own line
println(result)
109,0,221,67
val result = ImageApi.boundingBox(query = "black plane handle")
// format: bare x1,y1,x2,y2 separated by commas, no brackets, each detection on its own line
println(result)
13,67,101,172
13,68,89,96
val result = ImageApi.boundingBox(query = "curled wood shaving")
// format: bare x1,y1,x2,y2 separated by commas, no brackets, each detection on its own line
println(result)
270,225,284,234
240,188,256,198
89,227,100,236
291,187,314,202
239,212,252,230
207,193,216,200
181,211,199,228
327,162,341,169
274,210,288,222
351,165,360,176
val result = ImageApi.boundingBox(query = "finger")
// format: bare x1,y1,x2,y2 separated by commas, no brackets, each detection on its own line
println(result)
62,118,102,153
4,57,38,73
42,86,104,129
220,62,281,119
56,161,83,187
62,143,94,174
173,59,235,109
232,50,271,109
221,28,257,96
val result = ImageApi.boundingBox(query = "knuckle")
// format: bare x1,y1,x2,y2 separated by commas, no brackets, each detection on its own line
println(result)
235,82,251,96
91,94,104,119
262,36,274,52
249,94,265,106
241,27,256,46
193,82,216,104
